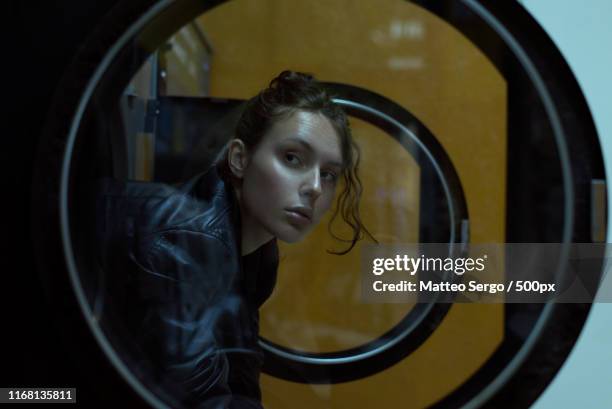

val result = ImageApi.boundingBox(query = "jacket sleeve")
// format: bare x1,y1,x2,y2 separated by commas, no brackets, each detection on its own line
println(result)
131,229,264,409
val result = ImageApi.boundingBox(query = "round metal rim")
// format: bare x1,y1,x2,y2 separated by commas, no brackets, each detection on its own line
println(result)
56,0,580,407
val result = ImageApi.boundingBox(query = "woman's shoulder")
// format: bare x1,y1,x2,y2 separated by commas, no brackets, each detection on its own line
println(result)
97,166,240,257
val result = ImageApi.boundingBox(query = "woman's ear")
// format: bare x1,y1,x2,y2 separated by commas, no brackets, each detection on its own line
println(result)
227,139,249,179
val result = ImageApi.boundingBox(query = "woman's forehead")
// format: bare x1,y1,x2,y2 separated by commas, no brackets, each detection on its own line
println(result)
264,111,343,162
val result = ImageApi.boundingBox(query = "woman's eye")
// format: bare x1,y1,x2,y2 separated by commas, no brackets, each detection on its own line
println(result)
285,152,301,165
322,171,338,183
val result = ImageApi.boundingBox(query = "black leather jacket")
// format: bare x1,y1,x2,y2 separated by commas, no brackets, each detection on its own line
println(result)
96,165,278,408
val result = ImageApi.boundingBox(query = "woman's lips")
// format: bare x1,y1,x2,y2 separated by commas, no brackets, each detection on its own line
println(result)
285,209,312,227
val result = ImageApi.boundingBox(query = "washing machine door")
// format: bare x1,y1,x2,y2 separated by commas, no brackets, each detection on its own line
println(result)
30,1,607,408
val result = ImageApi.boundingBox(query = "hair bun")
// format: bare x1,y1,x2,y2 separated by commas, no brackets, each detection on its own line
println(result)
270,70,314,90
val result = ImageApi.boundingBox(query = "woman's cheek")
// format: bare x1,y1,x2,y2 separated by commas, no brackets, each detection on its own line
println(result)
253,156,278,187
272,152,288,170
315,191,335,221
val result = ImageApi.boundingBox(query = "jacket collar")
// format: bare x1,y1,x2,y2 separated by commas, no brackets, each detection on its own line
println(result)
189,164,278,256
190,165,279,305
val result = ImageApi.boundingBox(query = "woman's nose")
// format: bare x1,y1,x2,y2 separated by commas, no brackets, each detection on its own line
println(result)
301,168,322,200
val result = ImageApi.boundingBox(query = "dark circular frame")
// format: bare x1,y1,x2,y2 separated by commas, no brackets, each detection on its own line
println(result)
30,0,606,408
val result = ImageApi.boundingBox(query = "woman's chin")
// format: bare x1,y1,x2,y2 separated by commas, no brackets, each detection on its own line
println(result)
275,226,310,244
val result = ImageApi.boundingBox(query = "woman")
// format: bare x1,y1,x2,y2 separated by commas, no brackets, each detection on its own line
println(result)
98,70,372,408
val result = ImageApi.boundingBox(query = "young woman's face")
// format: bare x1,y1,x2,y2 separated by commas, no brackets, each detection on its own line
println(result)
241,110,343,243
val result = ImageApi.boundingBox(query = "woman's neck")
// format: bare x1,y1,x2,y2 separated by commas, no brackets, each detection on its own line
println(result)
233,186,274,256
